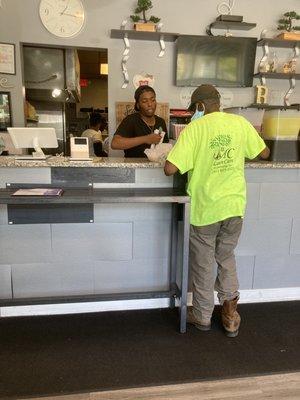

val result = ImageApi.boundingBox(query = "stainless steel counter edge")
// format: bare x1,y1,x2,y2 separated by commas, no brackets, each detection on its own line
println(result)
0,156,300,168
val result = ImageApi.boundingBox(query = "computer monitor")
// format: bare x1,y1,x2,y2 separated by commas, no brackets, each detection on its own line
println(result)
7,127,58,159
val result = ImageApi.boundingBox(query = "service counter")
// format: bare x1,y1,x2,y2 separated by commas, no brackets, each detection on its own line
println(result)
0,157,299,322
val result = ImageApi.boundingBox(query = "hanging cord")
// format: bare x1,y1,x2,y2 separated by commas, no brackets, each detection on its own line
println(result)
217,0,235,15
25,74,58,84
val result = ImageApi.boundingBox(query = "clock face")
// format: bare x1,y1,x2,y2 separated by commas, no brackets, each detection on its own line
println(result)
39,0,85,38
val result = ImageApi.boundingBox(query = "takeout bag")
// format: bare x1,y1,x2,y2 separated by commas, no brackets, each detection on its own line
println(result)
144,142,173,162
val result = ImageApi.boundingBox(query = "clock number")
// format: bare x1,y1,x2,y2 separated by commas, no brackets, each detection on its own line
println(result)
44,8,49,15
61,27,65,33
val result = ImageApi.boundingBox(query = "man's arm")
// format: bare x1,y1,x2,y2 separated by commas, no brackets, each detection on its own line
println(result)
111,133,161,150
259,146,270,160
164,160,178,176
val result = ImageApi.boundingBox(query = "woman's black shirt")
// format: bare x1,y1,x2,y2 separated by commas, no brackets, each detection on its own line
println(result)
114,112,168,158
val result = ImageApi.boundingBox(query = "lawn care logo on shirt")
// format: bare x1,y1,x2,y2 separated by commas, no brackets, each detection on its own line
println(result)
210,134,235,173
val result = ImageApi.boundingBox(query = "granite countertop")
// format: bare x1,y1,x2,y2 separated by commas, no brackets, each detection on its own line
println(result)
0,156,163,168
0,156,300,169
246,161,300,168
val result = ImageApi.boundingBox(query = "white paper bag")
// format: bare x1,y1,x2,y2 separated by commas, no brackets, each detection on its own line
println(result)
144,142,173,162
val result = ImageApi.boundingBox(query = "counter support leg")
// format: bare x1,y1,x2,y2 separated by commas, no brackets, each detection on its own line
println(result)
169,203,178,308
180,202,190,333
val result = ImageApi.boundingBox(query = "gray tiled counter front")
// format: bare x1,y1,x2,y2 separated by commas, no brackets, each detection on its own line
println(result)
0,158,299,314
0,166,190,332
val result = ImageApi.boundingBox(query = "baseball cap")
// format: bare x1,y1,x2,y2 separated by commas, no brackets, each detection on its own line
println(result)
188,84,220,111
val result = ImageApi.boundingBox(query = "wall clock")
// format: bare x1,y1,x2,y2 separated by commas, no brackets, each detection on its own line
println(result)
39,0,85,38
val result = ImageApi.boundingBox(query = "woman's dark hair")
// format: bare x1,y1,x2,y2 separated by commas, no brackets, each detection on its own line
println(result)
134,85,156,111
89,112,104,127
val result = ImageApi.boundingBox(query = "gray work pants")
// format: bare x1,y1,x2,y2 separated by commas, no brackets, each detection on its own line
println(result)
189,217,243,324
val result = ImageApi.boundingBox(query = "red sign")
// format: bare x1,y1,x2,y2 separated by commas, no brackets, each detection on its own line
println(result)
80,79,89,87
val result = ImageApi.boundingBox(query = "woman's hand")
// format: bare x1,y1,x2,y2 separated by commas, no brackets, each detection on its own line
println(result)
145,133,162,145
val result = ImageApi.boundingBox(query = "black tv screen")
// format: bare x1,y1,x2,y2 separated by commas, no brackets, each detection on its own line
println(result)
176,35,257,87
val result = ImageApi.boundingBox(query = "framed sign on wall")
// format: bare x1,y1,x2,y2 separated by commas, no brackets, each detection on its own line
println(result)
0,43,16,75
0,92,12,131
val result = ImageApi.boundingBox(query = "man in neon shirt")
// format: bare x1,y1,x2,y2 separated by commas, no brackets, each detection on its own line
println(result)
164,85,269,337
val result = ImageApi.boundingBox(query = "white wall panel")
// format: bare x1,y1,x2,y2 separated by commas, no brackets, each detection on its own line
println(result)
12,262,94,298
244,183,260,220
51,223,133,262
0,168,51,188
237,219,292,256
0,265,12,299
253,255,300,288
133,220,171,260
0,225,52,264
259,183,300,218
93,258,169,293
245,169,300,183
290,219,300,255
94,203,172,223
0,205,7,225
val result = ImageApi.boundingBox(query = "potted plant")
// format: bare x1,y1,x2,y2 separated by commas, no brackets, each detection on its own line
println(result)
277,11,300,40
130,0,161,32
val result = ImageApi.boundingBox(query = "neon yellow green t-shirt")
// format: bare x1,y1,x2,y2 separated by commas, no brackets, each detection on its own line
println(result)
167,112,266,226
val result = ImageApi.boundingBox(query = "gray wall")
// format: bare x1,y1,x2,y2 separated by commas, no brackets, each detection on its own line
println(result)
0,0,299,144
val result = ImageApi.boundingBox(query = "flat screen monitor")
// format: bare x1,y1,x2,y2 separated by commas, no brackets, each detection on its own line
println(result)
176,35,257,87
7,127,58,159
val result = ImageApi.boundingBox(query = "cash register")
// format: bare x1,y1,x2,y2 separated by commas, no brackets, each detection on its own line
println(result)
70,137,93,161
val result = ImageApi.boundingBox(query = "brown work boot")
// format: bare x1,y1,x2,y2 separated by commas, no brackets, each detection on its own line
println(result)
187,308,211,331
221,297,241,338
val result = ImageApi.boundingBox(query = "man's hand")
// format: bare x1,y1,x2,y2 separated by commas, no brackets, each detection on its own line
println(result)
164,160,178,176
259,146,270,159
144,133,162,145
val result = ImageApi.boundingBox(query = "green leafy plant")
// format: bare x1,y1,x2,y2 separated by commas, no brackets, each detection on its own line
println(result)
130,0,161,24
277,11,300,32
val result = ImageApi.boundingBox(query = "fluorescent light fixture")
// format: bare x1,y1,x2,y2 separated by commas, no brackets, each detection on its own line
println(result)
100,63,108,75
52,88,62,98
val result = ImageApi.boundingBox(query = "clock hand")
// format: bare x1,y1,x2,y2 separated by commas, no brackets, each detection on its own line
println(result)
62,13,79,18
60,0,71,15
60,6,68,15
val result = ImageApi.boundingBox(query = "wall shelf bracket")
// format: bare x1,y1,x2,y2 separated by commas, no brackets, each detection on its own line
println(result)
258,42,269,84
284,76,296,106
121,33,130,89
158,34,165,58
284,44,299,106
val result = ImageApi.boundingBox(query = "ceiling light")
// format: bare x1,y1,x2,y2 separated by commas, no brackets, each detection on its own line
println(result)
100,63,108,75
52,88,62,98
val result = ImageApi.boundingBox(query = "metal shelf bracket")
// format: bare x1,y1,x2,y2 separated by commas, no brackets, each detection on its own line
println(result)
284,44,299,106
121,33,130,89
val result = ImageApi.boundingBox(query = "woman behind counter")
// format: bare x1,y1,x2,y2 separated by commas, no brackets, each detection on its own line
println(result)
81,112,107,157
111,85,168,158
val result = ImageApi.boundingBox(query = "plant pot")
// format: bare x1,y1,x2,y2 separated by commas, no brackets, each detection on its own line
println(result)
276,31,300,40
134,22,156,32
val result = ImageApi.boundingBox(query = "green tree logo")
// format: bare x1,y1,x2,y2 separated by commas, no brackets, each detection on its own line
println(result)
210,135,232,150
